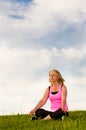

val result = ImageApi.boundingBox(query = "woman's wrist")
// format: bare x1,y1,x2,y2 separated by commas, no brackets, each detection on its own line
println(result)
33,107,38,113
61,105,66,111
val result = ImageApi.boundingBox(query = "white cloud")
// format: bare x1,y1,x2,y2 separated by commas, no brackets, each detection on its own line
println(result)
0,46,86,114
0,0,86,48
0,0,86,114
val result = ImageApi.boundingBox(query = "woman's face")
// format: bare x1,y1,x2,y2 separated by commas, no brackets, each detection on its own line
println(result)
49,70,58,82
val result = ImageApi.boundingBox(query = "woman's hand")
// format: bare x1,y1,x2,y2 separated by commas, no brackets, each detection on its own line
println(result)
29,109,35,116
61,106,66,112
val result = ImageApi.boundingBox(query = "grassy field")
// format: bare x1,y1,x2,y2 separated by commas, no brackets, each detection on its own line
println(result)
0,111,86,130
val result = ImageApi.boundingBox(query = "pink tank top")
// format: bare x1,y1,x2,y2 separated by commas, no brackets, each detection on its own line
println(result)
48,85,68,112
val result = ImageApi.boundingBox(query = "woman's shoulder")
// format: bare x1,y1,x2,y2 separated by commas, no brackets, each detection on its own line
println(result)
61,84,67,92
45,86,51,92
62,84,67,88
44,86,51,91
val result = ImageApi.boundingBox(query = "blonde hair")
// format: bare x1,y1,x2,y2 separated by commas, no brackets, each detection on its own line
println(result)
49,69,65,85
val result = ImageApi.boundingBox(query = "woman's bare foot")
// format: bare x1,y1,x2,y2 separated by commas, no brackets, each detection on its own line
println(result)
42,115,51,120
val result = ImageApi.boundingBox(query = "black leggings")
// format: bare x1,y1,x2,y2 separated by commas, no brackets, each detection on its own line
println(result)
35,108,68,120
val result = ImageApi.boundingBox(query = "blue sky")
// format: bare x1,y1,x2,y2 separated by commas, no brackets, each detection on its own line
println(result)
0,0,86,115
10,0,32,3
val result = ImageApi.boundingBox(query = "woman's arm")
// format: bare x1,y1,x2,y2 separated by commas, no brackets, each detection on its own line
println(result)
29,87,49,115
61,85,67,112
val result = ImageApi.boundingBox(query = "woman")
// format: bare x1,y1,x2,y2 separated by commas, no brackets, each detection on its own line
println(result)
29,69,68,120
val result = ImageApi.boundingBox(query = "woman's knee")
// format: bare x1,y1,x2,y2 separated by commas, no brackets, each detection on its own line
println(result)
35,108,50,119
35,109,42,117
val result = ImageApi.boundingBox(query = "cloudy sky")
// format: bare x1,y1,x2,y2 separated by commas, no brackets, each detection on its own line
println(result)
0,0,86,115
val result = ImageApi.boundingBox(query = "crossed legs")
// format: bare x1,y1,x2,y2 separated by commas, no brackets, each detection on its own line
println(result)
35,108,68,120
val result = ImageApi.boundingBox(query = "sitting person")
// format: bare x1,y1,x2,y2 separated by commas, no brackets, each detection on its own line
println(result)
29,69,69,120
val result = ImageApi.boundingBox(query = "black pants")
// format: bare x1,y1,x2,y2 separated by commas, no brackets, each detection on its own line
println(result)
35,108,68,120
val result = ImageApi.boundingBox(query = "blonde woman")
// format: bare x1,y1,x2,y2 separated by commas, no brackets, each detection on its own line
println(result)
29,69,68,120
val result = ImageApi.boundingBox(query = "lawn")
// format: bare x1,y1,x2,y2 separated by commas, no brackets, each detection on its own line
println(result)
0,111,86,130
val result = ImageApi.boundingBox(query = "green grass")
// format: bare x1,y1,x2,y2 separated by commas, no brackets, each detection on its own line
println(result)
0,111,86,130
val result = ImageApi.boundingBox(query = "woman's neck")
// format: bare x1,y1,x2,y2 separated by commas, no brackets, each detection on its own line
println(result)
51,82,60,87
50,82,61,92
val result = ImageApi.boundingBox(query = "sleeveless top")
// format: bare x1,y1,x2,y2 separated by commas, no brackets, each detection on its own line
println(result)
48,85,68,112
